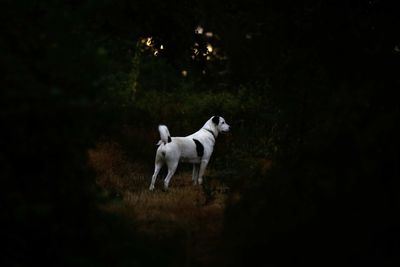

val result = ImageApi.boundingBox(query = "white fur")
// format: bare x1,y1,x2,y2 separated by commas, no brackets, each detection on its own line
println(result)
149,116,230,191
157,125,170,145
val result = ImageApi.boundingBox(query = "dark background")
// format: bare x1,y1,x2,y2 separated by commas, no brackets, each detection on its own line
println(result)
2,0,399,266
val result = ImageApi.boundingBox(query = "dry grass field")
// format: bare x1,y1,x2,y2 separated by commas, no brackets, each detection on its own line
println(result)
88,141,230,266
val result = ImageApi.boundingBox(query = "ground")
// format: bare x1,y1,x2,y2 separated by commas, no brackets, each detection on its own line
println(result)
88,141,229,266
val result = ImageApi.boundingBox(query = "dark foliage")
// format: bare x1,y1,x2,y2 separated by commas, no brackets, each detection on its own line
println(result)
216,0,400,266
1,0,399,266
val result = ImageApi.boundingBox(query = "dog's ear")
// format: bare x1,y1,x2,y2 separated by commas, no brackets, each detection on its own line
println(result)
212,116,220,125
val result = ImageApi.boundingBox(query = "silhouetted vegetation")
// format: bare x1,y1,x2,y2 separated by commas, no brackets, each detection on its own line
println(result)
2,0,399,266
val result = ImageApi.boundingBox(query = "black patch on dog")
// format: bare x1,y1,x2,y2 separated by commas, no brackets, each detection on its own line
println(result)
193,139,204,158
168,136,172,143
162,151,166,157
212,116,220,125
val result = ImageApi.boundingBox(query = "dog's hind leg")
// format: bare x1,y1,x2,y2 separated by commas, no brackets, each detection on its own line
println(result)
164,161,178,190
192,164,199,185
149,161,163,191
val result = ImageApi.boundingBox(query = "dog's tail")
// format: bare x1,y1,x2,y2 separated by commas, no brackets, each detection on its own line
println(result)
157,125,172,145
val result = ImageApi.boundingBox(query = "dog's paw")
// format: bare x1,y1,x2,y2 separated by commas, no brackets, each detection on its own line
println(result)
162,187,169,193
149,185,155,191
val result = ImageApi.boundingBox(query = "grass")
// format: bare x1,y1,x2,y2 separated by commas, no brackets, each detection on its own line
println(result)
88,141,229,266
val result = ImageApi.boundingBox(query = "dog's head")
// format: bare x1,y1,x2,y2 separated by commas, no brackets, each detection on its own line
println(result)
211,116,230,133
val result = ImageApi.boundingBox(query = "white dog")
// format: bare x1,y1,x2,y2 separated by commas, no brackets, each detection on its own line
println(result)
149,116,230,191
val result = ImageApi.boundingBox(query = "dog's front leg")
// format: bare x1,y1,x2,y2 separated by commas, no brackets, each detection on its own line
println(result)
198,160,209,185
192,164,199,185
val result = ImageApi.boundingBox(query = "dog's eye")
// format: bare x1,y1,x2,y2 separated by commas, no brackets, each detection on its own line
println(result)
222,122,225,124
